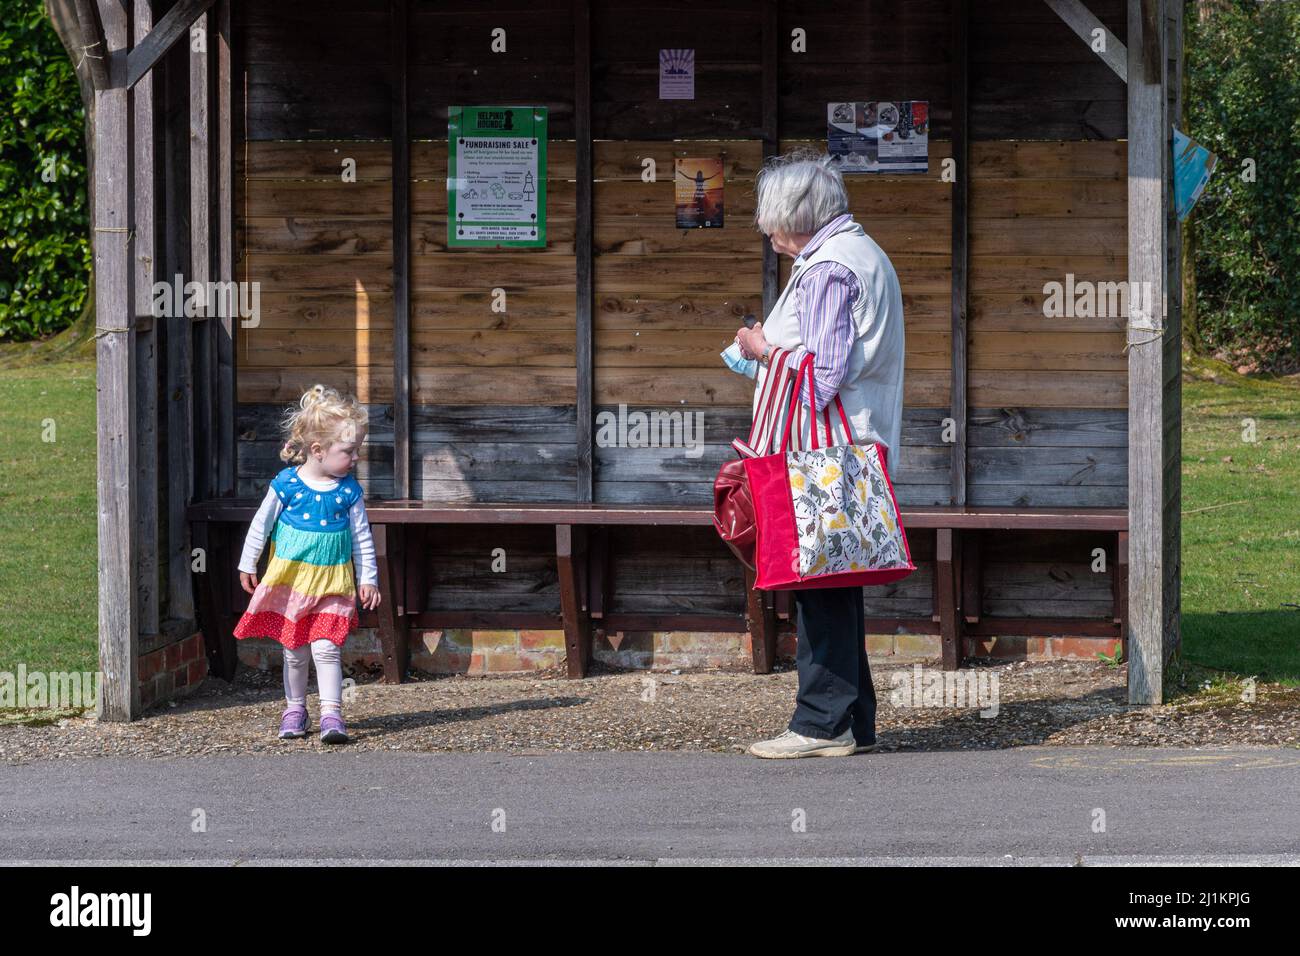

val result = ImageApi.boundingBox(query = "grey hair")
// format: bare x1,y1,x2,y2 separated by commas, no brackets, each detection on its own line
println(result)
752,146,849,237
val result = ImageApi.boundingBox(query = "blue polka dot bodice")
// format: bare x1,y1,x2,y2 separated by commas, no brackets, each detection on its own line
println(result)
268,465,363,533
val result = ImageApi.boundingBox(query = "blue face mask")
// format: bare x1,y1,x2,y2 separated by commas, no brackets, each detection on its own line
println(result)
721,341,758,379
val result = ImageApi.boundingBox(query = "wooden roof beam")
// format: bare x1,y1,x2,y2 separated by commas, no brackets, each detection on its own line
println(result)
126,0,216,90
1042,0,1129,83
71,0,109,89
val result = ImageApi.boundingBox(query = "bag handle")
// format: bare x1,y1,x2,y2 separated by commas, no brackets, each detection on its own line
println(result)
780,352,858,453
735,346,792,458
782,354,827,453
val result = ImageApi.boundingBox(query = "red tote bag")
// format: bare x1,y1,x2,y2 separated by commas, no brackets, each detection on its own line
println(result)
744,352,915,591
711,346,796,570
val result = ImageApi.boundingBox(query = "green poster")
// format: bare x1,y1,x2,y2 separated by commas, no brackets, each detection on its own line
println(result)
448,106,547,248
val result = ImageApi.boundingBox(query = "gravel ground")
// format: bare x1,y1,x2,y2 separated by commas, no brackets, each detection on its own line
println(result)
1,658,1297,763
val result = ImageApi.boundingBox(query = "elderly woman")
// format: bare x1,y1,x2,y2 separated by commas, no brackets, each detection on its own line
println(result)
734,147,905,759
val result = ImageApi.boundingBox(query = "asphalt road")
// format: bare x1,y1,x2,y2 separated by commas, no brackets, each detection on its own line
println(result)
1,748,1298,864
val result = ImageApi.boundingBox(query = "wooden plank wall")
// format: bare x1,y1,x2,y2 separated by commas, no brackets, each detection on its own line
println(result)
230,0,1135,630
966,0,1129,509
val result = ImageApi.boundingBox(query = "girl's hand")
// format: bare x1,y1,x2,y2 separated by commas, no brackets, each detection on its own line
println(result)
240,571,259,594
358,584,381,611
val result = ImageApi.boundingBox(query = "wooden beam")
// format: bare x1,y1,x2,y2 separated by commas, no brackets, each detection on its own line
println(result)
1043,0,1129,82
93,0,138,720
760,0,779,313
950,0,969,505
215,0,234,495
1141,0,1163,84
73,0,110,89
1126,0,1169,705
966,619,1120,638
134,0,160,637
574,0,593,501
164,25,195,624
190,9,215,499
126,0,216,89
188,500,1129,531
390,0,411,499
1162,0,1184,667
134,326,159,634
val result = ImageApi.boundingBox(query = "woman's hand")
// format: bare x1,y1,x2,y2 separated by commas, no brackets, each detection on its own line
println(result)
240,571,259,595
736,322,768,361
358,584,381,611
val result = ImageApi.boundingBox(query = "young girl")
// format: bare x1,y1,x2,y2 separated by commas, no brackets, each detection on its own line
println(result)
234,384,381,744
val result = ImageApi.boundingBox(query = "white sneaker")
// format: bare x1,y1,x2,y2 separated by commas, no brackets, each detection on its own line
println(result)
748,727,857,759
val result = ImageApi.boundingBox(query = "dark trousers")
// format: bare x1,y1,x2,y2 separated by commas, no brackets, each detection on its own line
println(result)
787,584,877,744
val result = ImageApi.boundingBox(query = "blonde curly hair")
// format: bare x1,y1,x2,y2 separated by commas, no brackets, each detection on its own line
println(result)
278,384,369,464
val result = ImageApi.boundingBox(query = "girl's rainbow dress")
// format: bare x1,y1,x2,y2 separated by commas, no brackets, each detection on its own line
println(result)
234,466,363,649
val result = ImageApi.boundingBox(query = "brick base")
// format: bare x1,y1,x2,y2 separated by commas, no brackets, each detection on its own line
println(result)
138,632,208,709
226,628,1122,676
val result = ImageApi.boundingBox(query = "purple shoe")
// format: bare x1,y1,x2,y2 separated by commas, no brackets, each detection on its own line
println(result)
319,713,348,744
278,704,309,739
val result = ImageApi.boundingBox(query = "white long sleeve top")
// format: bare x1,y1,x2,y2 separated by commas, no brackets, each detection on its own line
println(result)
237,470,378,587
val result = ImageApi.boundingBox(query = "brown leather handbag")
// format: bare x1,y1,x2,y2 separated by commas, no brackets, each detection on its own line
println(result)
712,346,794,570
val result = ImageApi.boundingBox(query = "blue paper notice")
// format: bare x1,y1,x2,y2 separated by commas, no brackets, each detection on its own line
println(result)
1173,127,1217,221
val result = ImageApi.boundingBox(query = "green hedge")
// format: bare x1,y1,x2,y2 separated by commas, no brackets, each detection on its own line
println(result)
1185,0,1300,368
0,0,88,342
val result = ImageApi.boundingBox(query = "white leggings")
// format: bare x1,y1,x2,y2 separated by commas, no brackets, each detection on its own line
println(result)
282,640,343,715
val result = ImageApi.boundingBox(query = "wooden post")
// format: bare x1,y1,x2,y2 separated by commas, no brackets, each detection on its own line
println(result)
574,0,593,501
214,0,235,495
935,528,962,669
391,0,411,500
557,524,592,677
949,0,969,506
748,0,780,675
164,30,195,623
133,0,160,638
746,567,777,673
1114,529,1129,660
1162,0,1184,667
1126,0,1169,705
190,8,215,499
760,0,778,310
373,523,410,682
91,0,139,720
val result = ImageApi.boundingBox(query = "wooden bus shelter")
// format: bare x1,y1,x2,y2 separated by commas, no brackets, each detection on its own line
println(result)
82,0,1183,719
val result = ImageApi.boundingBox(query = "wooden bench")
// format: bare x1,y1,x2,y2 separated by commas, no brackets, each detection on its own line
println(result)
188,502,1128,682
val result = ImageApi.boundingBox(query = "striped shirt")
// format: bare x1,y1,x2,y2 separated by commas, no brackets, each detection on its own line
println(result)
785,212,862,413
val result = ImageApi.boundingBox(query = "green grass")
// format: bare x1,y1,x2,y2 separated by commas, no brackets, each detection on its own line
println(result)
0,351,1296,706
0,359,97,678
1178,355,1300,687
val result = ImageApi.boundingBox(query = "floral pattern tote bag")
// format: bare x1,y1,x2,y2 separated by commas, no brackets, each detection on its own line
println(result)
743,352,915,591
